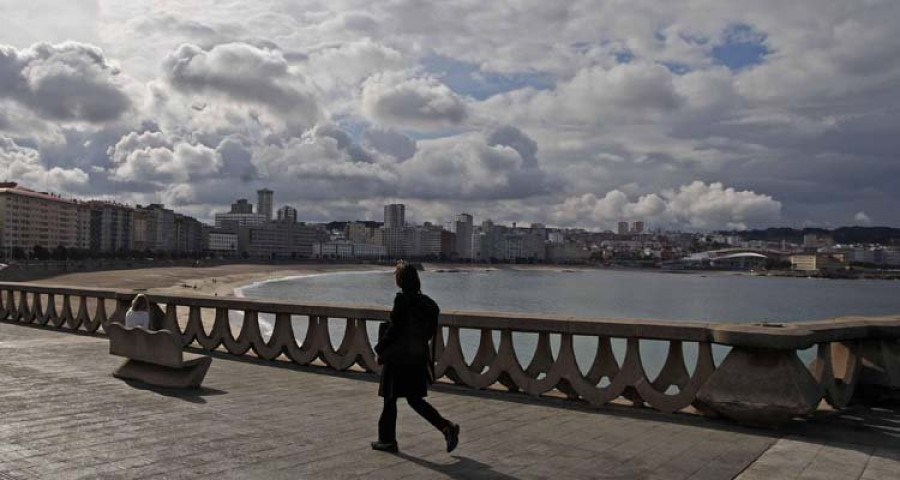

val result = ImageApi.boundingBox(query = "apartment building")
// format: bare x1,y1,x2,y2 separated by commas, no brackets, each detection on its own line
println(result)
137,204,176,252
174,214,204,254
237,222,325,258
0,182,88,254
87,201,134,252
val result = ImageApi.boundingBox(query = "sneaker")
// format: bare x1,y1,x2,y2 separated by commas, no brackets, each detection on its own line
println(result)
443,423,460,453
371,441,399,453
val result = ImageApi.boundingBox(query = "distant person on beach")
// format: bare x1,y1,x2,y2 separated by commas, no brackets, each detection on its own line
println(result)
372,263,460,454
124,294,151,330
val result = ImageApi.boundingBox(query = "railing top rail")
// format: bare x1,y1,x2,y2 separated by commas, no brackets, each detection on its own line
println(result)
1,282,897,348
0,282,122,298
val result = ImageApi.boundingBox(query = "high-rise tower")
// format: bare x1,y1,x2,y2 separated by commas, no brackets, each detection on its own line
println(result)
454,213,474,259
277,205,298,223
384,204,405,228
257,189,274,221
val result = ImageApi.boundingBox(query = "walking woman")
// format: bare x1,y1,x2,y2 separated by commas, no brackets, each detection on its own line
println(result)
372,263,459,453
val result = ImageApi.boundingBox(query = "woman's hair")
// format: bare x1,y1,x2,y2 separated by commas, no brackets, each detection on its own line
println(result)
130,294,149,311
395,262,421,294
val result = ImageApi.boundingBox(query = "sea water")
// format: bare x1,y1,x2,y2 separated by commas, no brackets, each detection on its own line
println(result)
237,268,900,378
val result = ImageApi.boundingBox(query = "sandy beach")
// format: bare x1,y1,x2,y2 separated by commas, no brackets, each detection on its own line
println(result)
26,262,604,299
28,263,393,297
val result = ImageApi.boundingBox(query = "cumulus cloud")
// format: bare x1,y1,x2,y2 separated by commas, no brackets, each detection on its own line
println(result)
154,123,555,213
215,136,258,182
362,127,417,161
252,130,398,200
0,136,89,190
2,2,899,226
0,42,132,123
162,42,321,125
483,62,685,126
362,72,468,130
311,123,375,163
486,125,538,168
108,131,222,184
299,39,405,92
554,182,782,231
399,127,556,199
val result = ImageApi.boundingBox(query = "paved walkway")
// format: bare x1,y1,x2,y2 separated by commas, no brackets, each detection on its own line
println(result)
0,322,897,479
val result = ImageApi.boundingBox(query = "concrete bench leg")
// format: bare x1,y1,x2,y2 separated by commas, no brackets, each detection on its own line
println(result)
113,357,212,389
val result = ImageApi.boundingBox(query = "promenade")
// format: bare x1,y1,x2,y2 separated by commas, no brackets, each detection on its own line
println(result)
0,322,897,479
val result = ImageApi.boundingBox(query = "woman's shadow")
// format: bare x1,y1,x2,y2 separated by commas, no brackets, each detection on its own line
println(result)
394,452,520,480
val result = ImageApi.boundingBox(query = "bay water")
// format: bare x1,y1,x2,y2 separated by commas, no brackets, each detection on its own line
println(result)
238,268,900,380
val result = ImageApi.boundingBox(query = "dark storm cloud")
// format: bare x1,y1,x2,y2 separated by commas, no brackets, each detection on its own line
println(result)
0,42,132,123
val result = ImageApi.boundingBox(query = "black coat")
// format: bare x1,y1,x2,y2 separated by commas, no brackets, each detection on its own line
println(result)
375,292,440,399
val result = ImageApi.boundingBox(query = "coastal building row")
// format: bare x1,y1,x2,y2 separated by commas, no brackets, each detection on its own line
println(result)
0,182,655,263
0,182,208,257
314,205,591,263
9,183,894,267
0,184,636,263
0,182,89,255
210,191,329,259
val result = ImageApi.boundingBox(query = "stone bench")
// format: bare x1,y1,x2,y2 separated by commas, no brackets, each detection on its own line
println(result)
108,323,212,389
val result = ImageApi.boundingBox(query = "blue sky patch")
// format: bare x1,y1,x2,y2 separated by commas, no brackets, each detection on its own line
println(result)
654,27,667,42
712,24,770,70
614,50,634,64
421,53,555,100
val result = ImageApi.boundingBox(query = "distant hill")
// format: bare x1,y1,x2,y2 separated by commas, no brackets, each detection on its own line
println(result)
725,227,900,245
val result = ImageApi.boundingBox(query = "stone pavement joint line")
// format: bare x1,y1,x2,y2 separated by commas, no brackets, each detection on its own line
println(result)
0,322,898,479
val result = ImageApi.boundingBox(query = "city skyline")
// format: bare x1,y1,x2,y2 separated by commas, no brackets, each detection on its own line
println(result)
3,179,900,235
1,2,898,230
1,178,898,270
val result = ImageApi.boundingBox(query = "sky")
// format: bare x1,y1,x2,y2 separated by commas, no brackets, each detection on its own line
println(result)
0,0,898,231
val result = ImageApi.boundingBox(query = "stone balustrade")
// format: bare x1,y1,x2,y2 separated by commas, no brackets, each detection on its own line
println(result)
1,282,898,426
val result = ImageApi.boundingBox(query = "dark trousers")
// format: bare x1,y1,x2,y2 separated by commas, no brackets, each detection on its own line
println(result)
378,397,450,443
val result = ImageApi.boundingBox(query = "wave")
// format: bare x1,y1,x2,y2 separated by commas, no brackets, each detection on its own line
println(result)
233,269,391,298
230,269,390,340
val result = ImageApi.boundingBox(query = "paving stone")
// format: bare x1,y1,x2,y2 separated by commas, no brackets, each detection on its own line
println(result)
0,321,899,479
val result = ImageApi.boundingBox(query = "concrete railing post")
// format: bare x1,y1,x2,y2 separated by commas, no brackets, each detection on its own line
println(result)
856,339,900,401
695,346,821,427
695,323,827,427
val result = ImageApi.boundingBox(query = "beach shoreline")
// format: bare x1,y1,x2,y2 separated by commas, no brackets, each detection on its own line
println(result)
24,261,763,301
21,262,577,297
27,263,393,298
